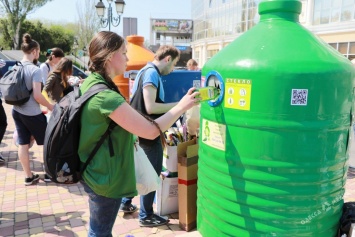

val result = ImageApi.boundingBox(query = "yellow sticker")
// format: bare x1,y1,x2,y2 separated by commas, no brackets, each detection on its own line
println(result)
224,78,252,111
201,119,226,151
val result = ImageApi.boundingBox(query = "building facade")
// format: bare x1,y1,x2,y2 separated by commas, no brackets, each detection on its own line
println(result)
191,0,355,67
149,18,194,67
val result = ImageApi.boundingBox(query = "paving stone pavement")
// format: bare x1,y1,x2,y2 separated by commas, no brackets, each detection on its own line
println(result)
0,102,354,237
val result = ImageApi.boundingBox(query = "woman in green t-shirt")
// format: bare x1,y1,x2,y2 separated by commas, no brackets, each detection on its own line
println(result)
79,31,200,237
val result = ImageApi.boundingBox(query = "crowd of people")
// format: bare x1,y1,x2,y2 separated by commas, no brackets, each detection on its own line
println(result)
1,31,354,236
0,34,84,184
0,31,201,236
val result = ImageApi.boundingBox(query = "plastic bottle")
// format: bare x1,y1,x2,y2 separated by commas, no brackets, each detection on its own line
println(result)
195,86,220,102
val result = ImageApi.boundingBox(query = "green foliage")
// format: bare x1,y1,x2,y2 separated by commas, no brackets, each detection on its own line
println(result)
0,19,75,54
0,18,12,49
0,0,54,49
0,0,99,54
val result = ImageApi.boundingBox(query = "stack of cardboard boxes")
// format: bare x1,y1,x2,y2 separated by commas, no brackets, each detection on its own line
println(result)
157,138,199,231
177,139,198,231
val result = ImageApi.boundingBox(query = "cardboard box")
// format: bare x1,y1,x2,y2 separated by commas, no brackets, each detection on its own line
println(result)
178,139,199,231
156,176,178,216
163,139,197,172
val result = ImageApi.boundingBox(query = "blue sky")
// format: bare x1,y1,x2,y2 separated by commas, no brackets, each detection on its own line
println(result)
28,0,192,40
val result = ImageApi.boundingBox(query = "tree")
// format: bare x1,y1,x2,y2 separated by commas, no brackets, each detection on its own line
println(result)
0,18,13,49
21,20,74,53
75,0,100,49
0,18,75,55
0,0,53,49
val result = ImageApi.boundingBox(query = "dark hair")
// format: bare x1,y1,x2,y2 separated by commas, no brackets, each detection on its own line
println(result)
187,59,198,67
154,45,180,61
51,57,73,88
21,33,39,54
46,47,64,59
88,31,124,92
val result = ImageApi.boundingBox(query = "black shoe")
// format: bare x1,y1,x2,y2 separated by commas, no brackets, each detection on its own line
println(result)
24,173,40,186
119,204,137,213
44,174,52,182
0,156,5,163
139,214,169,227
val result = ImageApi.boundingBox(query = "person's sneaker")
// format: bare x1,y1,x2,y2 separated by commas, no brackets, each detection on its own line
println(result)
139,214,169,227
43,174,52,182
119,204,137,213
24,173,40,186
0,156,5,163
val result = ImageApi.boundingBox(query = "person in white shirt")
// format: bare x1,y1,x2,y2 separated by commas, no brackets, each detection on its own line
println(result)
39,47,64,85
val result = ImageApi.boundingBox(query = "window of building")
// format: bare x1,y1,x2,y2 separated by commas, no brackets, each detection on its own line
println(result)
207,49,219,60
313,0,355,25
329,43,337,49
193,0,260,41
328,41,355,60
349,42,355,60
194,51,200,65
339,42,348,54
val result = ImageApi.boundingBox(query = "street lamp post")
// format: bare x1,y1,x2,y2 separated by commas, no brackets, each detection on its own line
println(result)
82,46,87,71
95,0,126,32
72,38,78,65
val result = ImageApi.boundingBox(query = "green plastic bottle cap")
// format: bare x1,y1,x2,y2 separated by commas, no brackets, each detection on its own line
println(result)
258,0,302,15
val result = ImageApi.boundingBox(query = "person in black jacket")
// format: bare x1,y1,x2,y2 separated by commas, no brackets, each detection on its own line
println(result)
0,59,7,163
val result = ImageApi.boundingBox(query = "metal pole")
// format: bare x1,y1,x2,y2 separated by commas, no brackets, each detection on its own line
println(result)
108,3,112,32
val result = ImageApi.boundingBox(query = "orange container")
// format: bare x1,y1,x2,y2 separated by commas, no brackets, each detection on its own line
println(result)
113,35,155,102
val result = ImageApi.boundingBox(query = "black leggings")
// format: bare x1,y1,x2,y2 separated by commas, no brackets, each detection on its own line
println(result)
0,100,7,144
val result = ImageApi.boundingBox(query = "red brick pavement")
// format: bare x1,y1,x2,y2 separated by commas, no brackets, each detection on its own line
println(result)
0,102,354,236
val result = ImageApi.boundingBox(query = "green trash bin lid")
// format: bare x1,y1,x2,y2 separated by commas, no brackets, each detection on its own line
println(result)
258,0,302,15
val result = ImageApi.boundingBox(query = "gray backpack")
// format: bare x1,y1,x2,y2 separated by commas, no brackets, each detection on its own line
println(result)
0,61,32,105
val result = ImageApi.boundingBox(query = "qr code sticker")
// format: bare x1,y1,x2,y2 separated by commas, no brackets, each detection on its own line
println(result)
193,80,201,89
291,89,308,106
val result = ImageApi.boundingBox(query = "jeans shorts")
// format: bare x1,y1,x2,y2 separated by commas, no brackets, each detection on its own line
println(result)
12,109,47,145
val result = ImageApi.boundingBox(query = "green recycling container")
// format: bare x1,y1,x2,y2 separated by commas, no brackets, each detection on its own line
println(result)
197,0,355,236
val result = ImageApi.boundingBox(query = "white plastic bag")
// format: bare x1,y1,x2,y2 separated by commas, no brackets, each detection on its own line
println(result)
134,143,160,195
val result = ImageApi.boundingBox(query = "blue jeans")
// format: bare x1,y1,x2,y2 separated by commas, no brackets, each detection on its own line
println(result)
139,139,163,219
81,181,122,237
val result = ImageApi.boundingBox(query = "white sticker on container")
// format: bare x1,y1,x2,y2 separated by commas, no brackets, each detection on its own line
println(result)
201,119,226,151
291,89,308,106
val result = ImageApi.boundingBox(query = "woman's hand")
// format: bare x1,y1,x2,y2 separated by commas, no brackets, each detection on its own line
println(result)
78,76,85,85
177,87,200,112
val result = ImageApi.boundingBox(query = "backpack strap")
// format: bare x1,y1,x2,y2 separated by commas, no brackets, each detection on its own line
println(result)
130,66,164,118
76,83,110,102
130,67,167,148
80,120,116,175
77,83,117,175
45,62,50,73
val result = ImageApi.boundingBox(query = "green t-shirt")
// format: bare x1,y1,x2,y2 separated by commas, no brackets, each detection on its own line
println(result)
79,73,137,199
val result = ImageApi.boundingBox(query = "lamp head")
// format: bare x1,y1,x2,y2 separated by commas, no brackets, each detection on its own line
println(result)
95,0,106,17
114,0,125,14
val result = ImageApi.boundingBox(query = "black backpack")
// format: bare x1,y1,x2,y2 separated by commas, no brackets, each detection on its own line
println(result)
338,202,355,236
0,61,33,105
43,83,116,184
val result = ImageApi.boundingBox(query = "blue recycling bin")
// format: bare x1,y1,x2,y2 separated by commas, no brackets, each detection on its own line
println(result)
162,70,201,103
